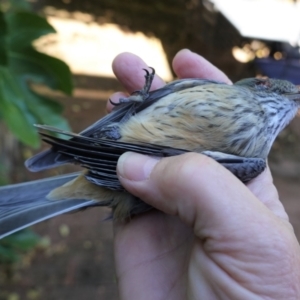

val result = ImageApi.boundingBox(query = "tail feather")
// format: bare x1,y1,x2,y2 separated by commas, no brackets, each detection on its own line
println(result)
0,173,99,239
24,149,72,172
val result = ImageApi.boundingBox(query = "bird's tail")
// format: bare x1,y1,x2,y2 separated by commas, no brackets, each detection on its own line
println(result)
24,149,72,172
0,173,99,239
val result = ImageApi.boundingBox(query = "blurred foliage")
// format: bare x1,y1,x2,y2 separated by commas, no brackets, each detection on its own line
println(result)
0,0,31,12
0,0,72,148
0,230,40,264
0,163,8,186
0,0,73,266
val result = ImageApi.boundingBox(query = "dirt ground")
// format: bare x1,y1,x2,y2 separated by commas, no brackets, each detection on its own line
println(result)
1,77,300,300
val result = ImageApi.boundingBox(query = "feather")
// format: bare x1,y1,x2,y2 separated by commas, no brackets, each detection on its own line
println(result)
36,127,187,190
0,173,100,239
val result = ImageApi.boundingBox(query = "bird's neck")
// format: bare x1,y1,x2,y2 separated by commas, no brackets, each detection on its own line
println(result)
260,93,298,146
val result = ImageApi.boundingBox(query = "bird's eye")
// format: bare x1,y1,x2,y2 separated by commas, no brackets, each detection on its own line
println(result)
254,79,271,89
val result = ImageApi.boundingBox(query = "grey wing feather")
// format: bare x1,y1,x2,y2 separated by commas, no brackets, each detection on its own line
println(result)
38,129,187,190
0,173,100,239
25,102,138,172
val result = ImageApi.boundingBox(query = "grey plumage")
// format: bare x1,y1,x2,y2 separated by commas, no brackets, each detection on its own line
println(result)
1,70,299,239
0,173,100,239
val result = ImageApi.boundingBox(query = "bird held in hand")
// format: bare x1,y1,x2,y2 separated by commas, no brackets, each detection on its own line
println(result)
0,68,299,238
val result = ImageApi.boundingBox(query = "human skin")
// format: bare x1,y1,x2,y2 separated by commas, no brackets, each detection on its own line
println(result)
108,49,300,299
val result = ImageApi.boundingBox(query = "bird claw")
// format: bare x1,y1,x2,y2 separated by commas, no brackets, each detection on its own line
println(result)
109,98,122,106
110,67,155,106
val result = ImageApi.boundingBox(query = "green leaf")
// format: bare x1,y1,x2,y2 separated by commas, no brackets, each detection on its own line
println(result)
6,11,56,50
1,229,40,251
0,9,72,147
0,229,41,263
0,244,19,263
0,0,31,13
0,163,8,186
17,79,71,131
0,66,71,147
0,11,7,66
28,95,70,130
0,67,39,147
9,50,73,95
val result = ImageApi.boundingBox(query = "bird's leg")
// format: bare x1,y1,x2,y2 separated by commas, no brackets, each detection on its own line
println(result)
140,67,155,96
202,151,266,183
111,67,155,106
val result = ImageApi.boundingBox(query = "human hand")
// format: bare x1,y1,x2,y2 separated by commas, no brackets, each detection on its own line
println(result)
110,49,300,299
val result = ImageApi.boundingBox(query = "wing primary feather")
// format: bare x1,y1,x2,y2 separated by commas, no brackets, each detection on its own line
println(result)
37,127,189,189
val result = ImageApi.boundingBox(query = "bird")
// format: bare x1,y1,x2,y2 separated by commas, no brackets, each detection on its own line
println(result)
0,68,299,239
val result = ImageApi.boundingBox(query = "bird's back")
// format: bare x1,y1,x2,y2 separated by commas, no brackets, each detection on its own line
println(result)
120,83,269,158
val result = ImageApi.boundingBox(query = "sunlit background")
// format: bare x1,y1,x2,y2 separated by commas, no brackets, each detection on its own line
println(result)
34,12,173,80
32,0,300,82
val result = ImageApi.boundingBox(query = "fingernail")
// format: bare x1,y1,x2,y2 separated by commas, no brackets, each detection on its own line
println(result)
118,152,159,181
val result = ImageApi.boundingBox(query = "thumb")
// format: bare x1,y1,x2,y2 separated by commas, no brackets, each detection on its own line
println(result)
117,152,286,238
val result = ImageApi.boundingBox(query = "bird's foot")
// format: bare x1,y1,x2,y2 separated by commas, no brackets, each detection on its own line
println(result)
110,67,155,106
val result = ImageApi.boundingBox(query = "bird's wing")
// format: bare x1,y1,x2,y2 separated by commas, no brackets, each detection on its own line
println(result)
36,125,187,190
25,102,139,171
0,173,100,239
26,78,221,172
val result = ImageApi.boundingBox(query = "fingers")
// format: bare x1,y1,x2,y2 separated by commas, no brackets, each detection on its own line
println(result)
172,49,232,84
112,52,165,93
108,50,231,112
117,152,287,237
246,166,289,221
107,53,166,112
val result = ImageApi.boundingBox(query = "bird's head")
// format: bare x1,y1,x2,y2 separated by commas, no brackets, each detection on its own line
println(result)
235,77,300,104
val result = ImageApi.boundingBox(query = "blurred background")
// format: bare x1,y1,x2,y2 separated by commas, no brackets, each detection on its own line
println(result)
0,0,300,299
